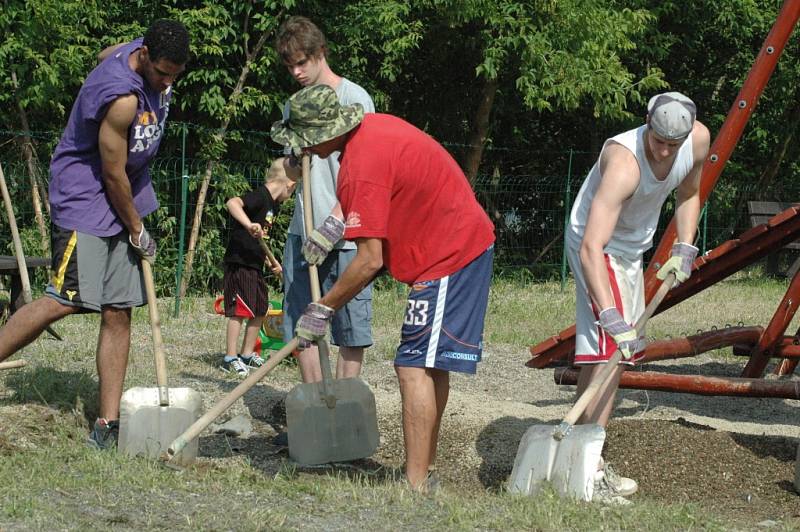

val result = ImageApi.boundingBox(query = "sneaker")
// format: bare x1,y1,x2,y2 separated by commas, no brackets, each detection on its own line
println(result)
603,462,638,497
240,352,266,368
220,356,249,376
592,470,632,506
87,418,119,450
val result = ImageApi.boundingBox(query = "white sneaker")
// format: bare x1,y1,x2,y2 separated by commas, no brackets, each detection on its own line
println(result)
592,470,632,506
602,461,638,497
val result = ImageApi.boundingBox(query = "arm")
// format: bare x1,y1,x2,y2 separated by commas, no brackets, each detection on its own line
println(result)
578,144,641,311
98,94,144,238
97,43,125,64
226,196,262,238
674,122,711,244
318,237,383,310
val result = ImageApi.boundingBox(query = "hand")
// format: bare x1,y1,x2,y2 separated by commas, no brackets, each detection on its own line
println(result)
129,225,156,264
302,215,345,265
295,302,334,349
269,262,283,276
598,307,642,359
248,223,263,238
657,242,698,284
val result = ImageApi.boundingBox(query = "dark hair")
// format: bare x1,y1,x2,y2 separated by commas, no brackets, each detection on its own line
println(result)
275,16,327,63
144,19,190,65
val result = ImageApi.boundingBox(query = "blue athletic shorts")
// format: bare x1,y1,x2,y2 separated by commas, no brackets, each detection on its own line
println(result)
396,245,493,374
282,234,373,348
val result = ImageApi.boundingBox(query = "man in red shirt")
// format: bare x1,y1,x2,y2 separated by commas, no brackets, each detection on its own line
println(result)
271,84,495,491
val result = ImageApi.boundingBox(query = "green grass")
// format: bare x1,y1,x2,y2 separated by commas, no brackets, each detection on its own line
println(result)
0,273,796,529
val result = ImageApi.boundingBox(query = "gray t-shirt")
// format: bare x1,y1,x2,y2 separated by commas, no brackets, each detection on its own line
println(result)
287,78,375,250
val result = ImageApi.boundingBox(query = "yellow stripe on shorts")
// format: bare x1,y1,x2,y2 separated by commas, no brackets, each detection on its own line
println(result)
51,231,78,292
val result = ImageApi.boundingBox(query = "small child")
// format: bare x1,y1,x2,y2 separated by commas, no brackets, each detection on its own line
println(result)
220,157,295,376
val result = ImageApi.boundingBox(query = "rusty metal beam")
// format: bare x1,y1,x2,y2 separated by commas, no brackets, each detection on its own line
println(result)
774,359,799,376
554,368,800,399
640,326,762,363
733,335,800,358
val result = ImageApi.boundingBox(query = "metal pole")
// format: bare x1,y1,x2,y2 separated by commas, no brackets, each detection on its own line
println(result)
174,124,189,318
560,149,574,292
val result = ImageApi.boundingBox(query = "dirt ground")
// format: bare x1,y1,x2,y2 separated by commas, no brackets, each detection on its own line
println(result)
180,342,800,528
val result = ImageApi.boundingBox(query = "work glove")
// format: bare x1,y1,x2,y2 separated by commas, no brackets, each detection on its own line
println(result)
302,215,345,266
657,242,698,284
598,307,642,360
129,225,156,264
295,302,335,349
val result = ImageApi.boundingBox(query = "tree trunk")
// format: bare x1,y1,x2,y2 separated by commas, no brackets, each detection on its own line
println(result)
461,77,498,186
179,31,270,298
11,71,49,255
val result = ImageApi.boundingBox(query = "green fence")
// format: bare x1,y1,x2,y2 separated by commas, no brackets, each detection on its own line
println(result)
0,125,792,314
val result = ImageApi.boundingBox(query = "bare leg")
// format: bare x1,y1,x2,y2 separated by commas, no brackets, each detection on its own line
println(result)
0,297,77,361
96,307,131,420
429,369,450,468
575,363,623,427
240,316,264,355
396,365,448,489
226,317,243,356
297,345,322,383
336,346,364,379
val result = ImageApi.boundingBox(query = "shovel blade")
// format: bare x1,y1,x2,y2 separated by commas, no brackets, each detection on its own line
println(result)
119,387,202,467
507,423,605,502
286,377,379,465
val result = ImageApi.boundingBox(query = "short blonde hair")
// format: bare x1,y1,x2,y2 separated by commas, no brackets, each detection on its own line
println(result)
265,157,289,184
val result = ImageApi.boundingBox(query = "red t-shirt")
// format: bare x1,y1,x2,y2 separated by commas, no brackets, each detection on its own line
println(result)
337,114,495,284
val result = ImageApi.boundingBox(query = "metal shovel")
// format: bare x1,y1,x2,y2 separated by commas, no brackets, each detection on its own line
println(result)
119,260,202,466
508,273,677,500
285,154,379,465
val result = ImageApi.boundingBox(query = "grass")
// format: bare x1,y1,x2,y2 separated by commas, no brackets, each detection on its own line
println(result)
0,271,796,530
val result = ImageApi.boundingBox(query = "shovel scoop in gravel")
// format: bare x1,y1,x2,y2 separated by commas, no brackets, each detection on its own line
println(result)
119,261,201,466
508,273,676,500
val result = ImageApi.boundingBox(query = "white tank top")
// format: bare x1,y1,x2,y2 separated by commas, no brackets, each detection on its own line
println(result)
567,125,694,258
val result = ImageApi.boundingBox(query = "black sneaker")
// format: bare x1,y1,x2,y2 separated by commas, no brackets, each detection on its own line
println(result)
87,418,119,450
240,352,266,368
220,357,249,376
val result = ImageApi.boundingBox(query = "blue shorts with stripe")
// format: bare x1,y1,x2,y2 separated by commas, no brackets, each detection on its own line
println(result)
396,245,493,374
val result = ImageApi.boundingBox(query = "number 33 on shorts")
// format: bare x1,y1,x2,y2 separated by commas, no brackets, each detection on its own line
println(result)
404,299,429,326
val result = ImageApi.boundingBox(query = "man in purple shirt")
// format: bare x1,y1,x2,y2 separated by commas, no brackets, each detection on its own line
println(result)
0,19,190,450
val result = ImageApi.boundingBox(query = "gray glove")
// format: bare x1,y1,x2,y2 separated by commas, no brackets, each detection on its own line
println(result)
657,242,698,283
302,215,345,266
295,302,335,349
129,225,156,264
598,307,642,359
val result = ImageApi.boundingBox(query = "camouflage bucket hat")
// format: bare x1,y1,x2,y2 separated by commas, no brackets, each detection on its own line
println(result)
270,85,365,148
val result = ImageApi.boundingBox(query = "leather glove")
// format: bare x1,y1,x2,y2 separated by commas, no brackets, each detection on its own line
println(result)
295,302,334,349
657,242,698,283
129,225,156,264
302,215,345,266
598,307,642,359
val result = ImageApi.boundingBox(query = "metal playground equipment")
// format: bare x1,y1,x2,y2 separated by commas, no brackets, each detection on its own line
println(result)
527,0,800,401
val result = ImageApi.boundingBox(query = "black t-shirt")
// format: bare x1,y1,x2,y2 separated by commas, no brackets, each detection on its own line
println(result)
224,185,279,270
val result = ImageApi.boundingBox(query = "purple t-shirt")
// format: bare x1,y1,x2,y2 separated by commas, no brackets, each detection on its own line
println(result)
49,38,169,236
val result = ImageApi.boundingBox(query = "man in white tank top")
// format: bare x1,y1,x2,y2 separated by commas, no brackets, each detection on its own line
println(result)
566,92,710,503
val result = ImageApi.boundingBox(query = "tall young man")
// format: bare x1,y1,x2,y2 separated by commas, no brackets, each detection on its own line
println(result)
275,16,375,387
0,20,190,450
271,85,495,491
567,92,710,503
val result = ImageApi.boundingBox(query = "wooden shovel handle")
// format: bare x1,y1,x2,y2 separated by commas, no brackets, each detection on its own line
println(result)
561,273,677,427
0,163,33,305
299,154,335,387
258,239,283,283
141,260,169,405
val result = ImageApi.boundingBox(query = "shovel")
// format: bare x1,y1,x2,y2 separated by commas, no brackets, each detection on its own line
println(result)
0,162,61,341
118,260,202,466
508,272,677,500
284,153,379,465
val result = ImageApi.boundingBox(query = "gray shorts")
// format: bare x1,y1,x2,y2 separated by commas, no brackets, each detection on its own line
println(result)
282,234,373,347
46,225,146,312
